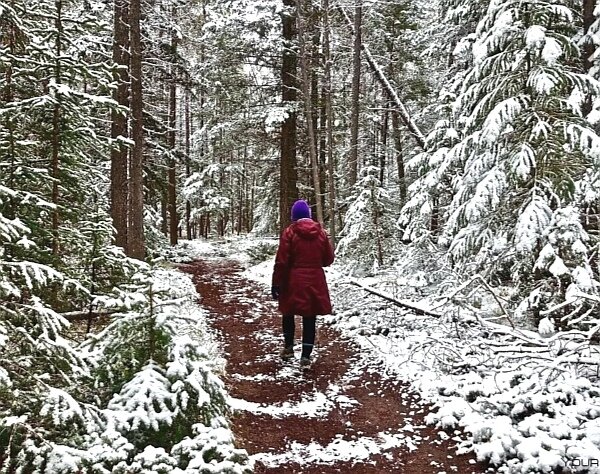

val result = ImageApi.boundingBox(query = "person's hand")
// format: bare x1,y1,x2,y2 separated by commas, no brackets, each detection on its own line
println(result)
271,286,280,300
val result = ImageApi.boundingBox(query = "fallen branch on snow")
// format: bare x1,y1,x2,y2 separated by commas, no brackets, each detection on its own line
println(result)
342,279,442,318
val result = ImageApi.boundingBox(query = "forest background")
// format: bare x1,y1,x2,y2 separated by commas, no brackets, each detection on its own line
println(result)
2,0,600,471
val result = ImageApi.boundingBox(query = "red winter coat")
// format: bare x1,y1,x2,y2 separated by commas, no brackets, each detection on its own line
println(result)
272,219,334,317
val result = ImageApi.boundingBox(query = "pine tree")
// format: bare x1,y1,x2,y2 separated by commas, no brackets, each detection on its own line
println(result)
183,163,230,231
79,268,252,472
0,0,156,466
337,166,396,272
518,205,600,329
402,0,600,302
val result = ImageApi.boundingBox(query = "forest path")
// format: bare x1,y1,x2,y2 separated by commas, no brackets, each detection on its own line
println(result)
179,258,488,473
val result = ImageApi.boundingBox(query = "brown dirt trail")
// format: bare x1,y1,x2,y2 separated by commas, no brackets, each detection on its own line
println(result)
179,258,489,473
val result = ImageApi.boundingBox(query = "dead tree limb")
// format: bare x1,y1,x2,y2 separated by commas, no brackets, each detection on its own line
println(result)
336,6,427,150
433,274,516,329
60,310,118,322
344,279,441,317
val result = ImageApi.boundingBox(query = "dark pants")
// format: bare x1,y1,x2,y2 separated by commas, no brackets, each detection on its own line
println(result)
282,314,316,359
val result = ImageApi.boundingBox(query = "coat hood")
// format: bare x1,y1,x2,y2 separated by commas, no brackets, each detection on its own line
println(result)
292,218,321,240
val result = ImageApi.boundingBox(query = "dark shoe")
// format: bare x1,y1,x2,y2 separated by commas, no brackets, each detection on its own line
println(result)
280,346,294,360
300,356,311,368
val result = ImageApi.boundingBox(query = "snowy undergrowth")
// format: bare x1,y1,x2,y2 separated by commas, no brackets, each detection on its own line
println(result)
328,256,600,474
235,235,600,474
1,262,252,473
332,301,600,474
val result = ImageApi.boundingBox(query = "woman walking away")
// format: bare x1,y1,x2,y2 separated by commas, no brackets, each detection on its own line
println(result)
271,200,335,367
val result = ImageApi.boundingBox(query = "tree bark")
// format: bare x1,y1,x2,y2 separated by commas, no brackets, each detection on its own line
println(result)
279,0,299,232
582,0,596,116
51,0,63,256
582,0,599,247
323,0,336,244
372,185,384,266
348,2,362,187
4,10,17,222
319,85,327,218
168,29,178,246
297,0,324,224
583,0,596,73
161,195,167,235
380,106,389,186
249,173,256,231
241,148,247,232
312,18,326,217
390,108,406,204
185,89,192,240
128,0,145,259
110,0,130,251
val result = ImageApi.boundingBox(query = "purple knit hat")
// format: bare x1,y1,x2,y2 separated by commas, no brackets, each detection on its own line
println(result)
291,200,312,222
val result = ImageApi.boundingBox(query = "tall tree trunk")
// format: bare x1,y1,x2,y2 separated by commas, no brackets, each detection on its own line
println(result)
348,2,362,187
311,33,319,157
582,1,599,254
250,173,256,231
583,0,596,116
280,0,299,232
4,11,17,223
314,19,326,220
128,0,145,259
323,0,336,244
161,195,168,235
319,86,327,218
297,0,324,223
380,106,389,186
372,186,384,266
110,0,130,251
390,108,406,204
51,0,63,256
185,89,192,240
86,191,100,333
168,29,178,246
241,148,247,232
218,151,224,236
583,0,596,73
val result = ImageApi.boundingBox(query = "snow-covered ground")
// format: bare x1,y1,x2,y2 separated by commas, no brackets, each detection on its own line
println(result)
174,236,600,474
